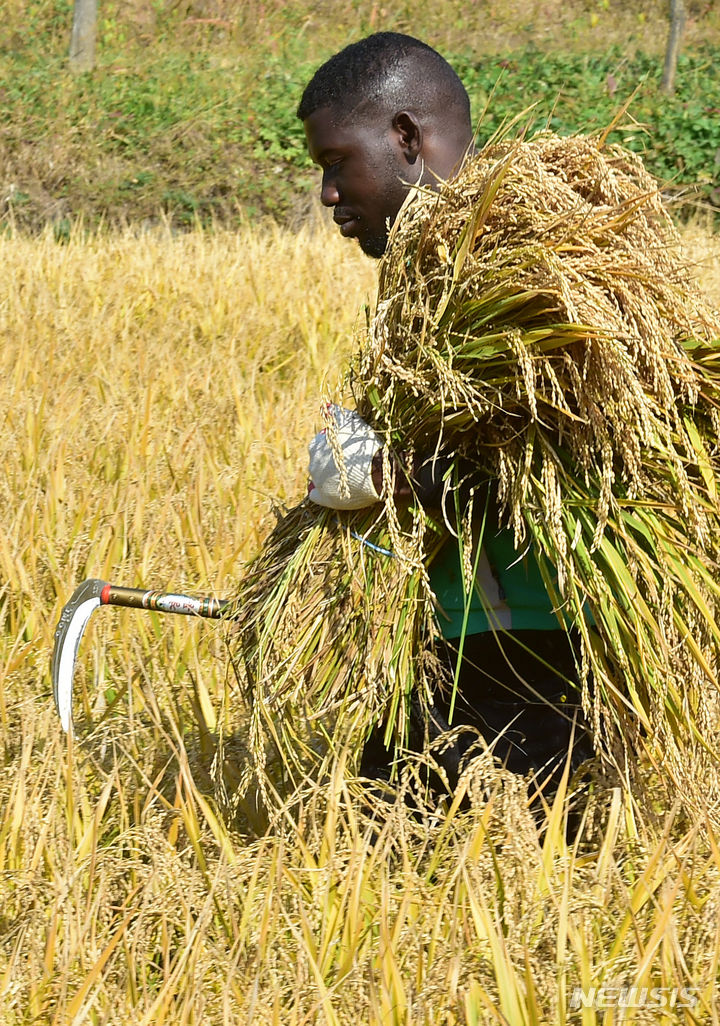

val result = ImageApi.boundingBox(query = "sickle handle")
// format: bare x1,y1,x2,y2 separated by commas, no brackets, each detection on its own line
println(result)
101,585,230,619
52,579,232,733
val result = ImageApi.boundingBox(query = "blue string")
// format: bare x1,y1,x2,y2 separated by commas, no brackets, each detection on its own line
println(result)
328,514,394,557
348,530,395,558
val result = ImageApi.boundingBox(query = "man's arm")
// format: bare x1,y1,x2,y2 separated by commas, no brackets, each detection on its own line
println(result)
307,405,466,512
370,449,454,505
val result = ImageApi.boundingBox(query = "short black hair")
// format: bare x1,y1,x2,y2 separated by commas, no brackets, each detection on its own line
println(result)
297,32,470,126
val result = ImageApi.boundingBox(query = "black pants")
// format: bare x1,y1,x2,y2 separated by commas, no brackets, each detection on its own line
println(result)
360,629,593,797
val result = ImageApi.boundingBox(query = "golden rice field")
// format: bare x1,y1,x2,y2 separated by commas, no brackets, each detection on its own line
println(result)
1,213,719,1024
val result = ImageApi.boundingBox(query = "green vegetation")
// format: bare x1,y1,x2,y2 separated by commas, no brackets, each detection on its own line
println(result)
1,0,719,230
2,4,720,1020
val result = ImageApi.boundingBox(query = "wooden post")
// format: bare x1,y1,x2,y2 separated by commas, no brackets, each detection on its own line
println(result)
69,0,98,73
662,0,686,95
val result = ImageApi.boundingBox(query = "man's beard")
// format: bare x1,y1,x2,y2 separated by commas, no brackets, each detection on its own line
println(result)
359,228,388,259
361,233,389,258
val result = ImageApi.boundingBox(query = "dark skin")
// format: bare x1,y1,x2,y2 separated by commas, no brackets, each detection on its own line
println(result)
304,100,475,491
303,103,474,258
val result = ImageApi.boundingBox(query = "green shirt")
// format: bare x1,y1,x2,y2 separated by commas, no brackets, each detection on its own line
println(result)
429,528,562,639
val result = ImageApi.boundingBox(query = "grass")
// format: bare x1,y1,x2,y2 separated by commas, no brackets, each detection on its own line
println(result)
0,212,719,1022
1,1,720,230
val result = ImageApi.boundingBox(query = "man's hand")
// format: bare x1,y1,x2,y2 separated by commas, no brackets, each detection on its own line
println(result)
307,406,383,510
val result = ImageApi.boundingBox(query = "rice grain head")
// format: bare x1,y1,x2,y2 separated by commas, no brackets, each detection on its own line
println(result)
231,130,720,822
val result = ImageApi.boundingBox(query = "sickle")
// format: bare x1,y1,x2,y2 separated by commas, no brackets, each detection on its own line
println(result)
51,578,230,733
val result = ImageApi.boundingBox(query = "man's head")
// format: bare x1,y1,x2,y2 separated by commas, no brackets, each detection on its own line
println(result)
298,33,473,258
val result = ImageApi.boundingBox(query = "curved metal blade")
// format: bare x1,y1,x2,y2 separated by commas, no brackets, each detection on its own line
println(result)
51,579,108,733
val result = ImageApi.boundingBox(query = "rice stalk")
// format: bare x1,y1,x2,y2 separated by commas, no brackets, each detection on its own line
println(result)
3,208,720,1025
232,130,720,821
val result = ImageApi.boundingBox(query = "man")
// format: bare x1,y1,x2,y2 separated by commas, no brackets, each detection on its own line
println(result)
298,33,474,260
298,33,591,803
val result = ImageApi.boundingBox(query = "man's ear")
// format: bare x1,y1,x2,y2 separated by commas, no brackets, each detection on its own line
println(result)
392,111,423,165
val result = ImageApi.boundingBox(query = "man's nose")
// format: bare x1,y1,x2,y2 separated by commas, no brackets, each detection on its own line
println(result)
320,171,340,207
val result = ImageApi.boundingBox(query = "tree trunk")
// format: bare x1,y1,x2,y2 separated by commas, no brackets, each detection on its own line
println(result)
69,0,98,73
662,0,686,95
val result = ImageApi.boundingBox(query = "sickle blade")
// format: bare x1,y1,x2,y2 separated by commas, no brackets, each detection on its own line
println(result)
51,579,108,733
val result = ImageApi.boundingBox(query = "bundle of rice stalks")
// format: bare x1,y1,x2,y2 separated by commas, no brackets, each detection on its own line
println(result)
230,130,720,819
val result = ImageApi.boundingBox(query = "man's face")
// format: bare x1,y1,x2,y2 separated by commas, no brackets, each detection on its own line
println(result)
303,106,416,258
